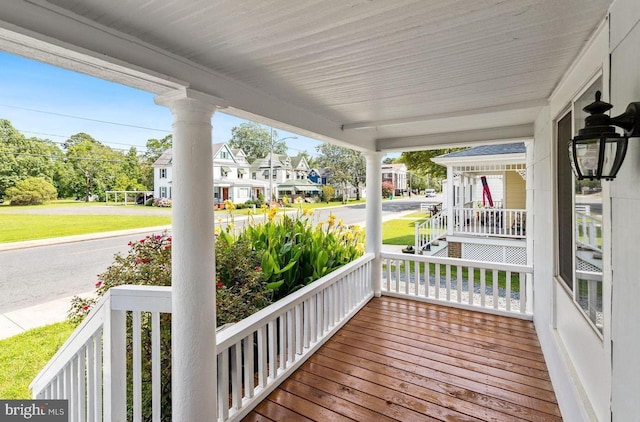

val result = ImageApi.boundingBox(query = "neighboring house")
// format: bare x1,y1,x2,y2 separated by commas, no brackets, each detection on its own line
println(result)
249,152,314,200
152,144,269,204
381,163,407,196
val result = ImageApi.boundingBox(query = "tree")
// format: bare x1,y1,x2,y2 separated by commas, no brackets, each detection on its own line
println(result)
382,157,396,164
315,144,366,201
143,135,172,163
399,149,462,181
64,133,124,201
0,119,61,198
228,123,286,163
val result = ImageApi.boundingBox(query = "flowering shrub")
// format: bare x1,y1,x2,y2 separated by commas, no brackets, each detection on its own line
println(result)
152,197,172,207
382,181,395,198
68,232,270,420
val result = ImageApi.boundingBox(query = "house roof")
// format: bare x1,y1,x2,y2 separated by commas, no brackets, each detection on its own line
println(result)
1,1,612,152
152,149,172,167
436,142,526,159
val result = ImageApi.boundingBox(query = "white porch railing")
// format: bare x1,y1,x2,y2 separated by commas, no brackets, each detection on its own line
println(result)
576,212,602,253
415,209,447,252
453,207,526,238
575,270,603,333
31,254,374,421
381,252,533,319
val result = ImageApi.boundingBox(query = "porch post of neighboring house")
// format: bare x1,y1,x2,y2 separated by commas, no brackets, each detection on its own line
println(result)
364,151,384,296
446,166,455,235
155,88,222,421
458,175,465,230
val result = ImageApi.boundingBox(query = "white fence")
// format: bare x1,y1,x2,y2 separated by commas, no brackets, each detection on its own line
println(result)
575,270,603,333
380,252,533,319
31,254,374,421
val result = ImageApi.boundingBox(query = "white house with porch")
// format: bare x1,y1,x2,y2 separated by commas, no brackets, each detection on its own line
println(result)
415,142,528,264
7,1,640,421
153,144,269,205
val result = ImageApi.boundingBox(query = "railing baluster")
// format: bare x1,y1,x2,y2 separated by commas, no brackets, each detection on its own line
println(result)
505,271,512,312
86,339,94,422
231,343,242,409
278,315,286,370
435,263,440,299
151,312,161,422
132,311,142,422
395,259,400,293
244,334,255,399
493,269,499,309
480,269,486,307
423,261,430,298
520,272,526,314
445,264,451,301
456,265,462,303
267,320,276,380
257,326,267,388
468,267,475,305
385,258,391,291
95,330,102,422
70,356,78,422
217,352,229,420
295,304,303,355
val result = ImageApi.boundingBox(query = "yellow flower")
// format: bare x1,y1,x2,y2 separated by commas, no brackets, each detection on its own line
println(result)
214,226,221,234
268,207,278,221
338,218,344,228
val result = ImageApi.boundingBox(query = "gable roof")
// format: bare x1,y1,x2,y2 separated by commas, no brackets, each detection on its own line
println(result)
152,149,172,167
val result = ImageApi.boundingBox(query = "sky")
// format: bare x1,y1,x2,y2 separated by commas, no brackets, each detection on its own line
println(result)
0,51,324,157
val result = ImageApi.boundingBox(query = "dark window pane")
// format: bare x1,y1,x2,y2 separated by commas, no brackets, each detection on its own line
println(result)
557,112,573,290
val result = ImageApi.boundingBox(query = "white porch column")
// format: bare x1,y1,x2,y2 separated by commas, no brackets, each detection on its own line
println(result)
155,89,222,421
446,166,455,235
364,151,384,296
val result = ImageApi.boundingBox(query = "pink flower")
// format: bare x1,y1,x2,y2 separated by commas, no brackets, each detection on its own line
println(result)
216,282,224,289
127,241,132,246
167,237,172,242
164,245,171,250
140,239,145,244
95,281,103,288
155,235,162,240
135,258,142,265
255,266,262,271
82,305,89,312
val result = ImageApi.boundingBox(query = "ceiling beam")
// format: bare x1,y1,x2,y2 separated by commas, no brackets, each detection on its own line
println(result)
376,124,534,152
342,99,548,130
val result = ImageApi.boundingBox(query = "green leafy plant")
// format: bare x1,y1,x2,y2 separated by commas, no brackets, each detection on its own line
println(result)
6,177,57,205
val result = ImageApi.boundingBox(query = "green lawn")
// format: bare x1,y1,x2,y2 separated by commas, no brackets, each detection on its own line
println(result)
0,214,171,243
382,216,427,245
0,322,74,399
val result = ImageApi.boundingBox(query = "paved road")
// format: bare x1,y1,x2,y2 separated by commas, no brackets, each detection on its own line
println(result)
0,196,430,313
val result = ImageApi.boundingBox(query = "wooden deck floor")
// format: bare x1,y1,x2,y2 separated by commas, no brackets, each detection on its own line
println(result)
243,296,562,421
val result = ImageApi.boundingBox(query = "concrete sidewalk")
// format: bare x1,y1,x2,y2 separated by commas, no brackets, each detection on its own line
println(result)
0,292,93,341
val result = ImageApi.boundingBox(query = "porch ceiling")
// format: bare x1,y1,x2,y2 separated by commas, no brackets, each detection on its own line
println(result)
0,0,611,151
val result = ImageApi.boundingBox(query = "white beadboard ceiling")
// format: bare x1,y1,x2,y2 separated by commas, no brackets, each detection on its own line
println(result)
0,0,612,151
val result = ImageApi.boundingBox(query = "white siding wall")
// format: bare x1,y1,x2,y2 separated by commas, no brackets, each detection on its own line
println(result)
533,20,611,422
610,1,640,420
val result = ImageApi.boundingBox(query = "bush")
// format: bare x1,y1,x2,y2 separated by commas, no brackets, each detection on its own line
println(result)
145,198,154,206
321,185,334,203
152,198,172,207
5,177,57,205
382,181,395,198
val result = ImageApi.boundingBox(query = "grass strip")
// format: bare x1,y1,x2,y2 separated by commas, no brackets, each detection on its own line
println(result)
0,321,74,399
0,214,171,243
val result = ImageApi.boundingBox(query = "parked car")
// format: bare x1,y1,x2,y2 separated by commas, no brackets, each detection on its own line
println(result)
425,189,436,197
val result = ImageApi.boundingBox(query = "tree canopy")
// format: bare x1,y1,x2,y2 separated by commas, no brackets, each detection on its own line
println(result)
399,149,461,181
228,122,286,163
315,143,366,200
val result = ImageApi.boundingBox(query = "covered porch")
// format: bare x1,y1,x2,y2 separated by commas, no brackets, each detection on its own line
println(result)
3,0,633,421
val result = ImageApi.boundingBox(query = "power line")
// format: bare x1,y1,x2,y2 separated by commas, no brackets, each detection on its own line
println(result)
0,103,171,133
0,150,131,163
